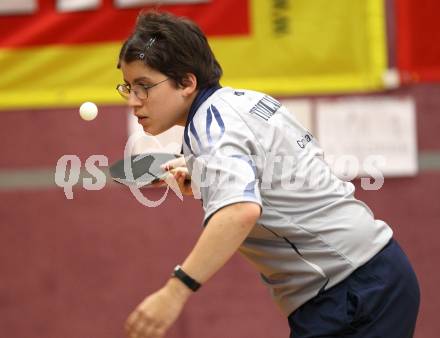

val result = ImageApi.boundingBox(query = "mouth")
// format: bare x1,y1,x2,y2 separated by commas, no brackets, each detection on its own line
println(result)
137,116,149,123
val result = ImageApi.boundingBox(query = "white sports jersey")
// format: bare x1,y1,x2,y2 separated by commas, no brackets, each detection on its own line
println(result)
183,87,393,316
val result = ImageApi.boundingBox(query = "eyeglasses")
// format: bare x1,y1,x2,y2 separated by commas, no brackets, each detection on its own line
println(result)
116,78,169,100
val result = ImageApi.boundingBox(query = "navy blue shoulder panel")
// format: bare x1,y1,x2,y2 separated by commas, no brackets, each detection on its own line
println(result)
183,85,221,154
185,85,222,128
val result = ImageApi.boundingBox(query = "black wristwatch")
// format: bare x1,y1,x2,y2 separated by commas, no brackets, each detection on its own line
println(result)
172,265,201,292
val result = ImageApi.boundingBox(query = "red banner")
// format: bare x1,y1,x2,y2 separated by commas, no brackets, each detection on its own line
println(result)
0,0,249,48
396,0,440,83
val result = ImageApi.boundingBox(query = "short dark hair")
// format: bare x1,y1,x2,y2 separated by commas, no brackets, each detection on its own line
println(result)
118,11,222,89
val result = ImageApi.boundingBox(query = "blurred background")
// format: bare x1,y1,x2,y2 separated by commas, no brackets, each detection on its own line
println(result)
0,0,439,337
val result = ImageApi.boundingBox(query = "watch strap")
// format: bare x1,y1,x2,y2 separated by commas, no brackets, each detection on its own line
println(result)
172,265,201,292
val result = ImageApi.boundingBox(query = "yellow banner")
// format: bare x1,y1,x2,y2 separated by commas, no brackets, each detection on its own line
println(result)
216,0,387,95
0,0,387,109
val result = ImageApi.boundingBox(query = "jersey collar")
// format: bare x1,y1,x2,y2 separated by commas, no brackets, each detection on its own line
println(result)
185,85,221,128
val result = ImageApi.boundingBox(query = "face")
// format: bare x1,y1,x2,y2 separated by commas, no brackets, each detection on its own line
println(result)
119,60,197,135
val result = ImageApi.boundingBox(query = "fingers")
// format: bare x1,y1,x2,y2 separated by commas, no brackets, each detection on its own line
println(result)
153,166,192,196
149,180,168,188
170,168,190,186
170,167,189,177
125,287,184,338
125,310,142,338
150,169,192,196
125,310,165,338
169,169,193,196
161,156,186,171
171,168,190,184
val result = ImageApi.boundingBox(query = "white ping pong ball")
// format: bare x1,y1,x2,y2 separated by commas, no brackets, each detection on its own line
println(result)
79,102,98,121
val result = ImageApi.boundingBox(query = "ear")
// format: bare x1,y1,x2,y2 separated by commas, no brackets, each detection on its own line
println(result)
181,73,197,97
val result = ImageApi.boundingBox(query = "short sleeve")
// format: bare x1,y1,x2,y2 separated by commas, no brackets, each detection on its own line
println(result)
184,102,263,223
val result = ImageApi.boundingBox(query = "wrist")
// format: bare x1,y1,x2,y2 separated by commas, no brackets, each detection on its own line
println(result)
171,265,202,292
165,278,193,302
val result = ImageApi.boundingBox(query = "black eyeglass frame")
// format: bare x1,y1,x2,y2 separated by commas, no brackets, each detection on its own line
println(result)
116,78,169,100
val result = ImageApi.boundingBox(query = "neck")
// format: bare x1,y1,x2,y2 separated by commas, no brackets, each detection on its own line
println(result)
177,89,199,126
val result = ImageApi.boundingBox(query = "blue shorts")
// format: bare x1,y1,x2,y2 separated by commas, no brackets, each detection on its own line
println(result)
288,239,420,338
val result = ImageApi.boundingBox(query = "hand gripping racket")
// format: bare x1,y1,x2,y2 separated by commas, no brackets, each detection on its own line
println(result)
109,153,180,187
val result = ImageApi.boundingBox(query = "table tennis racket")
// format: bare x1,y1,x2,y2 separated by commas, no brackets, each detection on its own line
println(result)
109,152,181,187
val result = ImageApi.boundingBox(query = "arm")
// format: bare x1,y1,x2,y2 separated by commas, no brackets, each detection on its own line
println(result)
125,202,261,338
180,201,261,283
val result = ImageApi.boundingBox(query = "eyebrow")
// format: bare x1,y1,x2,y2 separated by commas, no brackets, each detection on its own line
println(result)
123,76,153,86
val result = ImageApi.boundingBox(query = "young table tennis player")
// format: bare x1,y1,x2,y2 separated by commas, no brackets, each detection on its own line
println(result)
116,11,420,338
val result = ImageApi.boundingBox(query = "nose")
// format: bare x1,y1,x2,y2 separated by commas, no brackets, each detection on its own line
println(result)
127,91,142,108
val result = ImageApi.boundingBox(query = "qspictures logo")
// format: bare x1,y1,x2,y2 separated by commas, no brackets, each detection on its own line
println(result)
54,131,184,207
54,132,386,207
